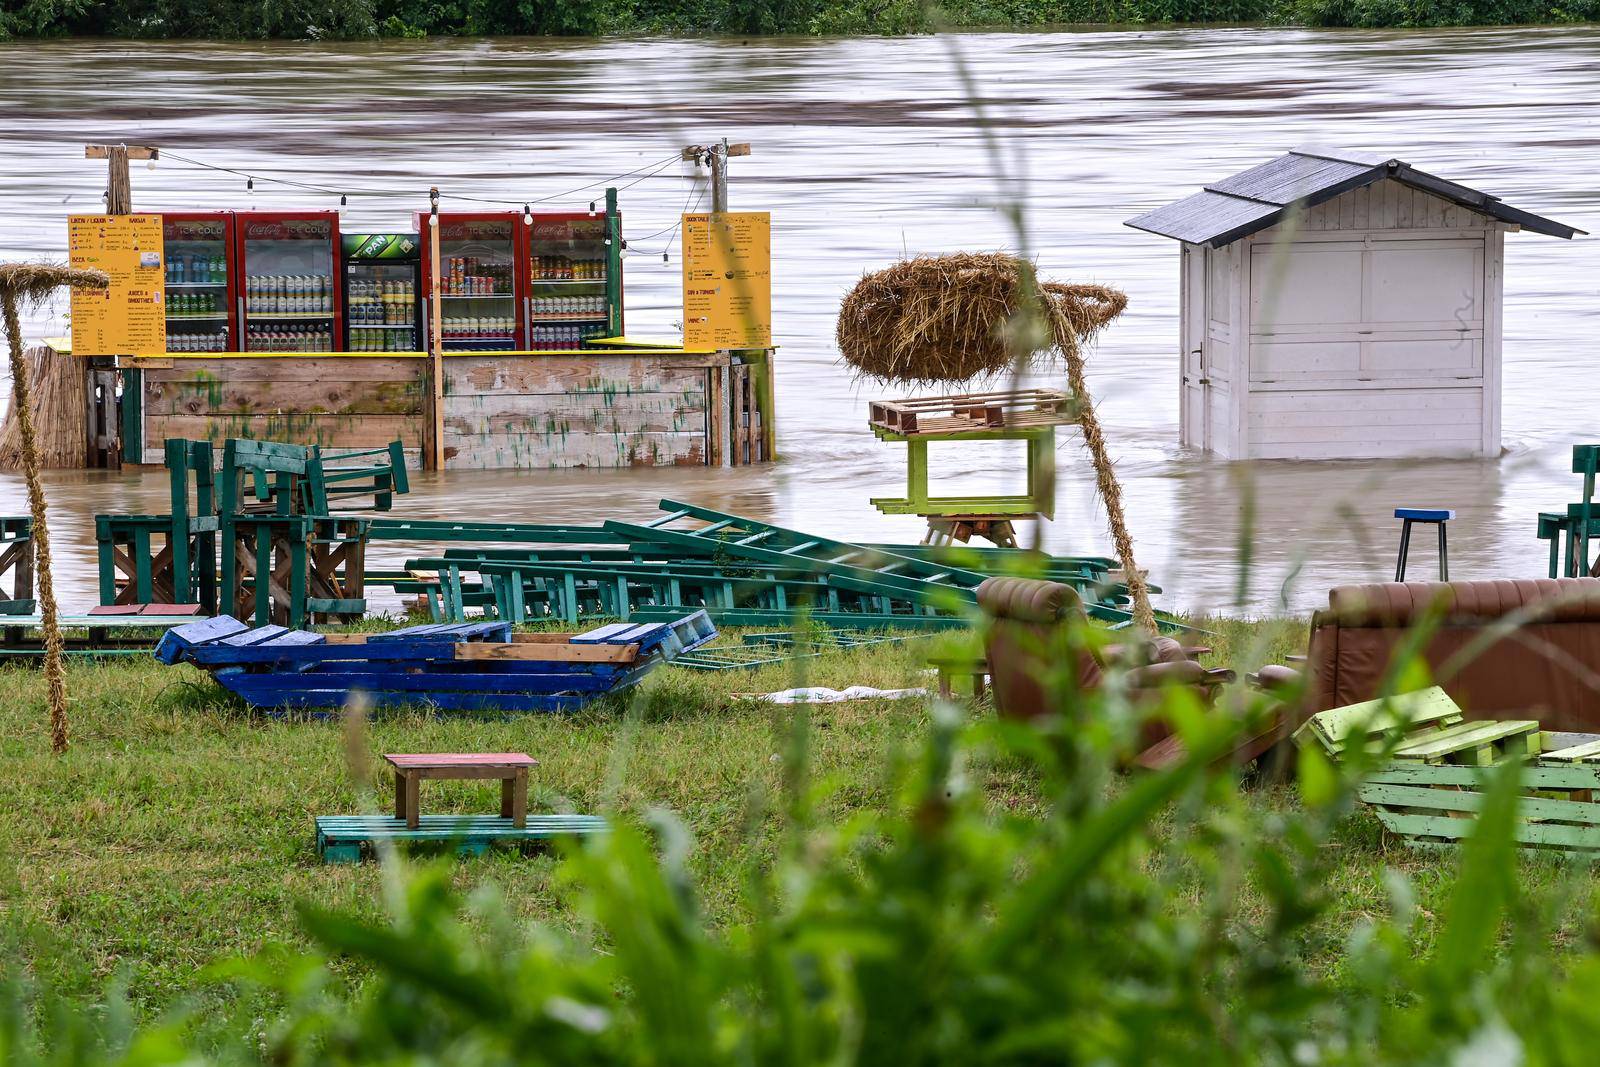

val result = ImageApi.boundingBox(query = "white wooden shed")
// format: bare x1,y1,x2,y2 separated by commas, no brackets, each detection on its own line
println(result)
1125,150,1583,460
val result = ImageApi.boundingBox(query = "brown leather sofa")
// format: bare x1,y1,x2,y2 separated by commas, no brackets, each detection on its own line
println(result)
976,577,1233,730
1260,578,1600,731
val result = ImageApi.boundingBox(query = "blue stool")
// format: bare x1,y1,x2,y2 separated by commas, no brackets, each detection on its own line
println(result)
1394,508,1454,581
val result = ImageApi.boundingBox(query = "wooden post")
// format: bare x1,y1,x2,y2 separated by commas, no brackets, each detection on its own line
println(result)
427,188,445,471
83,144,157,470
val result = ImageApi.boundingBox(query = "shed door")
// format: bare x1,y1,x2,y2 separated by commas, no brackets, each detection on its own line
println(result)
1180,245,1209,448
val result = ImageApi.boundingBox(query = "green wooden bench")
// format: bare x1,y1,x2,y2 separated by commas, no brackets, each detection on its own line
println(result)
0,517,35,615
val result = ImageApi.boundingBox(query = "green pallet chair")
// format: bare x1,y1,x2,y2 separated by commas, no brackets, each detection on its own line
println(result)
95,439,217,610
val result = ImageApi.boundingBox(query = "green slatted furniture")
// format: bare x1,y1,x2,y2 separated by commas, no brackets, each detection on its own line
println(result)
0,517,35,616
95,439,218,611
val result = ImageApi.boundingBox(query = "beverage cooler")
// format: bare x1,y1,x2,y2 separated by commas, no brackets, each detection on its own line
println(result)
528,210,621,350
342,233,421,353
235,211,342,353
162,213,237,352
419,212,524,352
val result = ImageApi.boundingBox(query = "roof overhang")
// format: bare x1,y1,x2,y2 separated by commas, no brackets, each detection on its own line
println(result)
1124,150,1585,248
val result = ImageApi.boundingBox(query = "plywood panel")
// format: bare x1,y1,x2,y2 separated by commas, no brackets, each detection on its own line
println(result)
1206,247,1231,325
443,431,705,470
144,413,423,450
443,393,707,437
1366,337,1480,374
444,354,710,397
1250,341,1361,379
144,357,423,383
1250,245,1363,326
146,375,423,417
1369,244,1482,325
1250,389,1479,415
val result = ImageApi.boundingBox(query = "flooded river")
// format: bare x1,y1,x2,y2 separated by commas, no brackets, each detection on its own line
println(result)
0,27,1595,614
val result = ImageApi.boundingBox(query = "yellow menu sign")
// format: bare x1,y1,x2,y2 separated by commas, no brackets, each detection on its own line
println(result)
683,211,771,349
68,214,166,356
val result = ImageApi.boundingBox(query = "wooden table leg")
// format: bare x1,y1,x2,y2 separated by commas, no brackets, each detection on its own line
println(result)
510,767,527,828
937,669,952,700
393,769,406,823
404,771,420,830
500,775,513,819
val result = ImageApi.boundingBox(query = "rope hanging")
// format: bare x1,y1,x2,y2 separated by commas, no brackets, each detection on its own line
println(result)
0,263,110,753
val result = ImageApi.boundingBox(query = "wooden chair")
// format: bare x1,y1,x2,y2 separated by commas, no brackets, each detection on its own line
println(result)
0,517,35,615
95,439,218,611
219,439,367,627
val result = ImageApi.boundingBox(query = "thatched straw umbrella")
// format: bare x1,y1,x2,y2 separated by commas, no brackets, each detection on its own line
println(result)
0,263,110,753
837,252,1156,635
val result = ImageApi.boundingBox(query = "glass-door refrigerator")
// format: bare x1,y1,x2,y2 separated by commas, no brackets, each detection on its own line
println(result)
161,212,237,352
342,233,421,353
527,210,620,350
418,212,524,352
235,211,342,353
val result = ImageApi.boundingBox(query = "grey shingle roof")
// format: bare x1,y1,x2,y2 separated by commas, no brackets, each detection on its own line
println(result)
1124,149,1584,247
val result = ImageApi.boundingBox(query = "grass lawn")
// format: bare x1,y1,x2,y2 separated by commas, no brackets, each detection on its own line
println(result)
1,614,1593,1027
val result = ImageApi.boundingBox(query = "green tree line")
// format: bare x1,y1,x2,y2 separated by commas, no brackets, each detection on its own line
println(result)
0,0,1594,38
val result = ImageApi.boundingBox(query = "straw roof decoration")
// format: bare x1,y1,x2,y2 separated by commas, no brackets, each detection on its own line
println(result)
0,262,110,754
835,252,1128,385
835,252,1155,634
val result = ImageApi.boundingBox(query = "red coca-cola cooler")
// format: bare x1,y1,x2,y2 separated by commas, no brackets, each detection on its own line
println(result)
527,211,620,351
161,212,237,353
418,211,527,352
234,211,342,353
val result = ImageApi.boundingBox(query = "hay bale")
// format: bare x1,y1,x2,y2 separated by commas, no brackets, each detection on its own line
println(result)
835,252,1127,384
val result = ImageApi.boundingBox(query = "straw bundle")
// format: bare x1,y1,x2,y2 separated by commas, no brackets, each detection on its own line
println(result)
0,262,110,754
835,252,1127,384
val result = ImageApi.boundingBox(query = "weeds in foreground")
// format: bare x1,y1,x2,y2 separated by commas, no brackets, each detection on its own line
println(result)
5,611,1600,1064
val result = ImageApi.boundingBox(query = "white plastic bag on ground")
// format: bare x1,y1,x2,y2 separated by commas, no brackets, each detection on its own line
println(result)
757,686,927,704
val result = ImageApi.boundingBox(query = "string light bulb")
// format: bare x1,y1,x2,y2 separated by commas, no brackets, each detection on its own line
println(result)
589,200,596,214
146,157,157,171
662,251,669,263
522,203,532,225
429,187,439,226
340,194,347,206
246,177,254,192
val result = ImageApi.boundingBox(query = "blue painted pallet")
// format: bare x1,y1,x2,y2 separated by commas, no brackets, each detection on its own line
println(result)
158,611,716,714
316,813,609,863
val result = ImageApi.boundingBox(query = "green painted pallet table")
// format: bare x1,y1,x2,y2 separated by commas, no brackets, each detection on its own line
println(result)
315,813,609,863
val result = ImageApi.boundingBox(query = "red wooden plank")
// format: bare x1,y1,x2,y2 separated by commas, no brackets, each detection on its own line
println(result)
384,752,537,768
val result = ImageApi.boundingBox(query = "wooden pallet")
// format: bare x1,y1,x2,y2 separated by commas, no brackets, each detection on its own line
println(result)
157,612,717,714
1302,687,1600,853
867,389,1074,436
315,813,608,863
1358,763,1600,853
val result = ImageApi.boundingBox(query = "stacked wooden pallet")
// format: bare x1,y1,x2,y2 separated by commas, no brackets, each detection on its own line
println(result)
867,389,1075,436
156,611,717,714
1297,687,1600,853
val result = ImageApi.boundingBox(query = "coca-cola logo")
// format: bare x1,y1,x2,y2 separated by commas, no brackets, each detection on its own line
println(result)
246,219,330,240
440,221,511,241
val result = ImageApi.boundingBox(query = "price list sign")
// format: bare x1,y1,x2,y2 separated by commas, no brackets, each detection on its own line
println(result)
682,211,771,350
68,214,166,356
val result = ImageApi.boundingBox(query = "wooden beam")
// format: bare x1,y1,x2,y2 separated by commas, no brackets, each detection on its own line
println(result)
455,642,640,664
85,145,158,161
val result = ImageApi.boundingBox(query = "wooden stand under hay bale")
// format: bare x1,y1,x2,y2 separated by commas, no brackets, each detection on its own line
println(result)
836,252,1155,632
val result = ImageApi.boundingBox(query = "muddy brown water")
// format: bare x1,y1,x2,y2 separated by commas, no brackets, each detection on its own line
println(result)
0,28,1596,615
